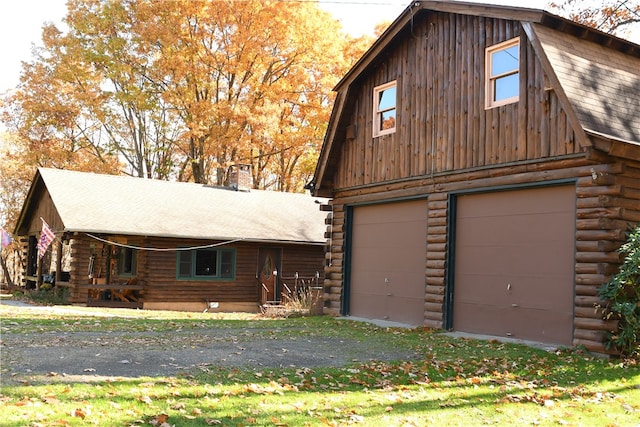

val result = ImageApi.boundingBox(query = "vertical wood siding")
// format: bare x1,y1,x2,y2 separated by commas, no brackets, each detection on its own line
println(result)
334,13,580,190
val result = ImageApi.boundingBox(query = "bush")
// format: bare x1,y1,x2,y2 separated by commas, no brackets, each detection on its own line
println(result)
261,286,321,318
22,286,70,306
598,225,640,357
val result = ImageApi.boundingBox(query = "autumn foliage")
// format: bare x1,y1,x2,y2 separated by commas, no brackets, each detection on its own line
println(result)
1,0,372,193
550,0,640,37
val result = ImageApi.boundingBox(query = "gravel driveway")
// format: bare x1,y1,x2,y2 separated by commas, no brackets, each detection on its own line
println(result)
1,300,418,381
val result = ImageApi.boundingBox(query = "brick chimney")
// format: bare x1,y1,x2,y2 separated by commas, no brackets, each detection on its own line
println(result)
227,164,252,191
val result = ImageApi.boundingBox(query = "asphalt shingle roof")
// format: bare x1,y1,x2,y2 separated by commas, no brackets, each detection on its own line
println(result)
532,23,640,143
37,168,328,244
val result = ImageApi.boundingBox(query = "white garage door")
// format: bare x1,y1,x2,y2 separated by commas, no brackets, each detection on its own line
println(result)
453,185,576,345
349,199,428,325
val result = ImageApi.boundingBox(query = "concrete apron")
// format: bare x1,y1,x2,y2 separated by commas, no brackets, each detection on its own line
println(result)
340,316,558,352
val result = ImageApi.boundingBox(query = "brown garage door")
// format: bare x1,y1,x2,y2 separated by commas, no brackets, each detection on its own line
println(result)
350,200,427,325
453,185,575,345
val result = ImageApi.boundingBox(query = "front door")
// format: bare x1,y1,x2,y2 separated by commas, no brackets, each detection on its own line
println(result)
258,248,282,304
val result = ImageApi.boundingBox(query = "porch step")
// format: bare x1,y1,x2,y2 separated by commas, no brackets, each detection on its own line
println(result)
263,300,282,306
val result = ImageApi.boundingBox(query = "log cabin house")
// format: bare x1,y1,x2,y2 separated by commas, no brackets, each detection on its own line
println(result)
310,1,640,354
14,167,327,312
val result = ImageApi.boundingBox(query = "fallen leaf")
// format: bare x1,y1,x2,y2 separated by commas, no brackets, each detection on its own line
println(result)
42,395,60,405
71,408,86,419
139,395,153,405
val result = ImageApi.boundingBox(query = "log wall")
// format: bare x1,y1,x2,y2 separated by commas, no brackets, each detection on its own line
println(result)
65,235,324,306
323,155,639,354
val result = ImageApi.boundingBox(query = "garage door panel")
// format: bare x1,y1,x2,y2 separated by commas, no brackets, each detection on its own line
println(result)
459,213,572,245
352,293,426,325
358,204,428,224
458,243,572,277
454,186,575,345
353,248,421,267
459,188,573,217
454,302,573,343
455,273,573,308
350,200,427,325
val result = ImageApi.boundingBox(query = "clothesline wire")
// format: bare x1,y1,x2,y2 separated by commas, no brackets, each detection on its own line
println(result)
85,233,244,252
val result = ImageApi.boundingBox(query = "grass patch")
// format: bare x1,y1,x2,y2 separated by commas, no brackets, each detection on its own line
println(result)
11,285,70,306
1,304,638,426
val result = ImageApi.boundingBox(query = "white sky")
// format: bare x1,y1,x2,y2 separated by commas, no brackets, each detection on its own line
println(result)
0,0,558,95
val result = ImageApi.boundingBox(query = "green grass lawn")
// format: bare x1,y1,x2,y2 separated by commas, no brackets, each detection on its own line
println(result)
1,304,638,426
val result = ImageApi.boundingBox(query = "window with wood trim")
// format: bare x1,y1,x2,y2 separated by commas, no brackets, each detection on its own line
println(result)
373,81,397,137
177,248,235,280
486,37,520,108
118,247,137,276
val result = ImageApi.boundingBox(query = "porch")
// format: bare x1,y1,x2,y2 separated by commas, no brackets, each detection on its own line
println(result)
81,278,143,309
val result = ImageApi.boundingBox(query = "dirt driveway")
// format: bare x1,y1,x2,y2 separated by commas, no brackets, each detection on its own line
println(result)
1,300,418,381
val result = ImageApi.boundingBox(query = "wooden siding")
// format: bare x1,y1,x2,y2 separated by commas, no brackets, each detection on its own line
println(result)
573,153,640,350
316,7,640,355
65,235,324,306
334,13,581,190
323,155,639,354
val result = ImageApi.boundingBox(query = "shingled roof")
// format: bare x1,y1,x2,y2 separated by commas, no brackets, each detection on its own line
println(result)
16,168,328,245
529,22,640,143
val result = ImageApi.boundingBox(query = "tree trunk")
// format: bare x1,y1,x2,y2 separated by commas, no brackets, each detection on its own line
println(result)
0,253,16,289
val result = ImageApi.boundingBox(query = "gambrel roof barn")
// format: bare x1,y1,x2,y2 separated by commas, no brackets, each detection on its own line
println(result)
311,1,640,354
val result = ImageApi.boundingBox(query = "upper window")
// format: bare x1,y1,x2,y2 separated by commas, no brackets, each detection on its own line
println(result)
177,248,235,280
486,38,519,108
373,81,396,137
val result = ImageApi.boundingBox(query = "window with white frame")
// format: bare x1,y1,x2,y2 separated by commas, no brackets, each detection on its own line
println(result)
373,81,396,137
486,37,520,108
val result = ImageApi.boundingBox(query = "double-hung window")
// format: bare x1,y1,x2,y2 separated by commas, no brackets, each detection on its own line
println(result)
373,81,397,137
486,37,520,108
177,248,235,280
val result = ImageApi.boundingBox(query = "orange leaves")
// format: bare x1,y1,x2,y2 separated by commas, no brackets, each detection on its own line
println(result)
3,0,372,189
70,408,86,419
148,413,170,426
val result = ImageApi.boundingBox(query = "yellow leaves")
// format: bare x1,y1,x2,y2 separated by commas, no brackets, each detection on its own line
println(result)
270,415,288,426
138,395,153,405
243,380,299,395
4,0,370,188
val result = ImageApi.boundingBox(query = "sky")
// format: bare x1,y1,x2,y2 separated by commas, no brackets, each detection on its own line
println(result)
0,0,559,96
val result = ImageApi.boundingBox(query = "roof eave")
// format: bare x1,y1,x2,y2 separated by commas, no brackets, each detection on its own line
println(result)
13,168,44,235
312,90,349,197
586,129,640,161
79,230,325,246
